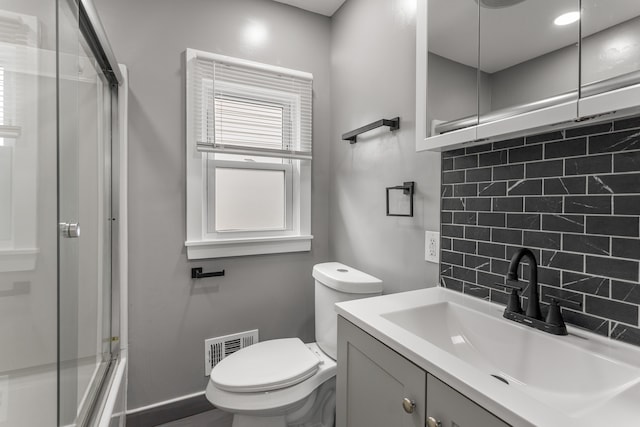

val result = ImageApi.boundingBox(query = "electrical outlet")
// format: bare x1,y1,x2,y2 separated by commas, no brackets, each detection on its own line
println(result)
425,231,440,263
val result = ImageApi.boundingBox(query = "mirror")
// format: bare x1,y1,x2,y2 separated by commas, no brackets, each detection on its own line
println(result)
426,0,582,137
580,0,640,97
426,0,480,137
419,0,640,147
478,0,580,125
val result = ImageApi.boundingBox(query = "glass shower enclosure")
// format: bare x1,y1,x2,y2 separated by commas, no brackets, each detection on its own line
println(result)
0,0,123,425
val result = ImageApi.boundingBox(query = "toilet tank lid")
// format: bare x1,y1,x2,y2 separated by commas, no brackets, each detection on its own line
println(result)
312,262,383,294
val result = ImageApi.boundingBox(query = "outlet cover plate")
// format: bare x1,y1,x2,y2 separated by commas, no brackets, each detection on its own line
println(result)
425,231,440,263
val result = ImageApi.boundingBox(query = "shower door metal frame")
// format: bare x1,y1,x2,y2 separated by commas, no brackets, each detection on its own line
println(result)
57,0,124,425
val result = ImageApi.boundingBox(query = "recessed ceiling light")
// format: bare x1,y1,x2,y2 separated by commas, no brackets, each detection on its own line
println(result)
554,11,580,26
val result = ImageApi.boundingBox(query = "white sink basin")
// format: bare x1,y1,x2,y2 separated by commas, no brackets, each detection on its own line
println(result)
336,287,640,427
382,301,640,417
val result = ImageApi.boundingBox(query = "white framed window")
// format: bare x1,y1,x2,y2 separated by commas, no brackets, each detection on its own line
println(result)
185,49,313,259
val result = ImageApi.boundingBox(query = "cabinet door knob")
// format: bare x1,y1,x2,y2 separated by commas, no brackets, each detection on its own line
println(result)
402,398,416,414
427,416,442,427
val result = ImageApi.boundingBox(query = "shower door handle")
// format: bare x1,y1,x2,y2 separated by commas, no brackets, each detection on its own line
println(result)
60,222,81,238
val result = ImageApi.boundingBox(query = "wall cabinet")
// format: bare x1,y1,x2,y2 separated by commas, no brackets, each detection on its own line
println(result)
578,1,640,117
416,0,640,152
336,317,509,427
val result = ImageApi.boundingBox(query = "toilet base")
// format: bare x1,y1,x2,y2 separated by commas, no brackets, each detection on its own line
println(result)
232,414,287,427
229,378,336,427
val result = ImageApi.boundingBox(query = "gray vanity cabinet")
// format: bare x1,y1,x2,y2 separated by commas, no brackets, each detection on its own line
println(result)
337,316,510,427
426,374,509,427
336,316,426,427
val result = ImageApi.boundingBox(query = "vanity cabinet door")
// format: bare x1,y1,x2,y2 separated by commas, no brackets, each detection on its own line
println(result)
426,374,510,427
336,317,426,427
476,0,580,140
579,1,640,117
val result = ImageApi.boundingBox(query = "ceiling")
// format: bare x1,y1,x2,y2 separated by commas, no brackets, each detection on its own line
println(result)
429,0,640,73
271,0,347,16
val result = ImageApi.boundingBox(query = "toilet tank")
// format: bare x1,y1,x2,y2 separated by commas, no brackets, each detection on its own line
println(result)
313,262,383,360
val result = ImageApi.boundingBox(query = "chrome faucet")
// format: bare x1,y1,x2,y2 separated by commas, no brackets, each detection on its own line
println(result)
501,247,581,335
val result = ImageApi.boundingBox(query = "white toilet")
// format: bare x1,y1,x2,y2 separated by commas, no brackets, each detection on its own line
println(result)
205,262,383,427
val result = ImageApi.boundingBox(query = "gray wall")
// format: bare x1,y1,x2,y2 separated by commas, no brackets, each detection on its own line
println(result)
93,0,332,410
330,0,441,294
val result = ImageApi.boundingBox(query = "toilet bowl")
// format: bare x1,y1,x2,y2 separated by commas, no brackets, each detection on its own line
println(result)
207,342,336,427
205,262,383,427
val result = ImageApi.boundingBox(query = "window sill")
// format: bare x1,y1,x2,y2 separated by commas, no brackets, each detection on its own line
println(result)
0,125,21,139
0,248,39,272
185,235,313,259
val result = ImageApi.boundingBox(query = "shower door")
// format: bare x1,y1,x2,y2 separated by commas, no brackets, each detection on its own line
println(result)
58,0,115,425
0,1,59,426
0,0,118,425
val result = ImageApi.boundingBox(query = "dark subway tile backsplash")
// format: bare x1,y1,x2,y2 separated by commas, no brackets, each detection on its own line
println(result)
565,154,612,175
507,179,542,196
541,214,584,233
525,159,564,178
543,177,586,195
589,128,640,154
612,238,640,260
440,116,640,347
615,195,640,215
589,173,640,194
544,137,586,159
562,234,610,256
614,151,640,172
509,145,542,163
541,250,584,272
564,196,612,214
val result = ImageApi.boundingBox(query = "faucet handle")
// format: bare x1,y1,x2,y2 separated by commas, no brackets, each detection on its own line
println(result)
545,296,582,328
548,295,582,309
502,280,523,291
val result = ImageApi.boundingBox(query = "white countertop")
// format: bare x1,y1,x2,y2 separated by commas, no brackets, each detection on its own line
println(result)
335,287,640,427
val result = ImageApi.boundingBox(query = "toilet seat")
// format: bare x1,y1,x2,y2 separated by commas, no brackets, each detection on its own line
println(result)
206,342,337,415
211,338,321,393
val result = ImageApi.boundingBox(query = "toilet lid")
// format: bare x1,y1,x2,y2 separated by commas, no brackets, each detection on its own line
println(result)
210,338,321,393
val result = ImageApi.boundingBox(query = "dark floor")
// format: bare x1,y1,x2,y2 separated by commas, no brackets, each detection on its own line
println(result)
158,409,233,427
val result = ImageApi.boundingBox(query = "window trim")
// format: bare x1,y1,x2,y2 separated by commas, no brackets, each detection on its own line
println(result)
185,48,313,259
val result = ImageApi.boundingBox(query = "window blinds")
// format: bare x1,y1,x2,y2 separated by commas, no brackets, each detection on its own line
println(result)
191,53,313,160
